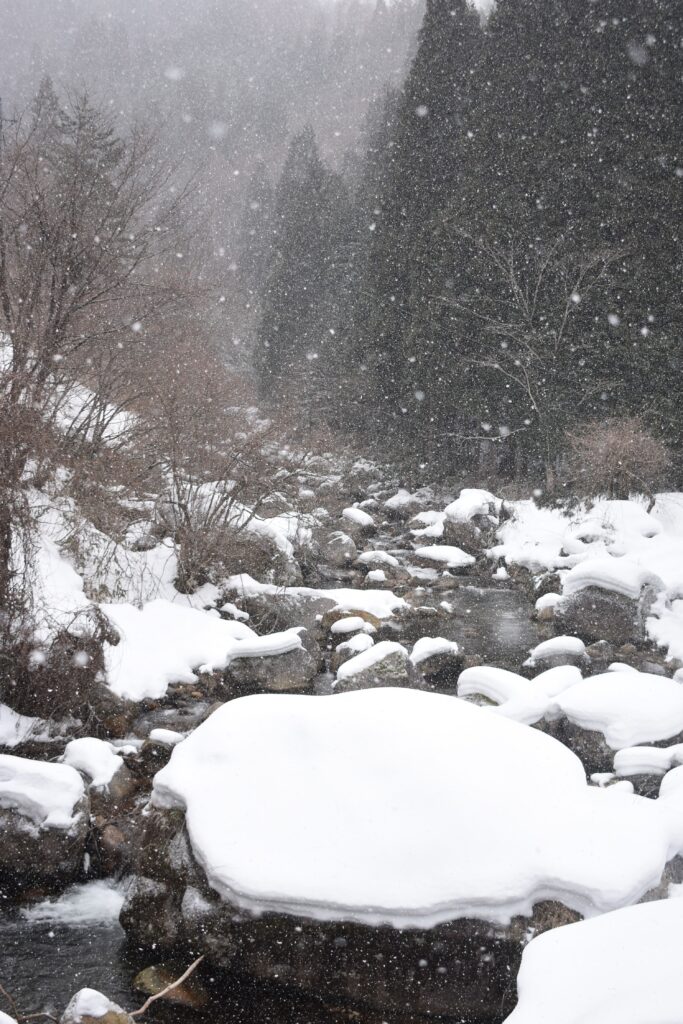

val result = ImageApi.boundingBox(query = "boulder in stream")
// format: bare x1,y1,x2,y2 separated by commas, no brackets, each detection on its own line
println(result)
121,689,683,1021
0,754,89,891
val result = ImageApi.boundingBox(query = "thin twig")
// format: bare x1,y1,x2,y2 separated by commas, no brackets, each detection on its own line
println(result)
130,955,205,1017
0,983,19,1020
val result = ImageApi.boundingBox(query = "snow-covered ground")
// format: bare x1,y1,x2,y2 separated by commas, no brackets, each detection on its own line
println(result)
491,494,683,661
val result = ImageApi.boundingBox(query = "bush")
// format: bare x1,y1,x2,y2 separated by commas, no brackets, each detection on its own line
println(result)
566,418,672,501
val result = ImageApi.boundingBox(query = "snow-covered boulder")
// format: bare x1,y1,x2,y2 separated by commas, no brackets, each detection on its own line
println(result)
383,488,431,519
61,989,132,1024
323,530,357,568
333,641,414,691
413,545,476,571
410,637,463,687
341,506,376,536
459,664,683,772
330,632,374,673
122,689,683,1019
224,628,321,695
523,636,588,672
504,898,683,1024
0,754,89,888
556,584,657,647
441,489,502,553
443,488,501,525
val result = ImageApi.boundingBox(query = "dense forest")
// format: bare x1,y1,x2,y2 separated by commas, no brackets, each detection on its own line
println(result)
255,0,682,483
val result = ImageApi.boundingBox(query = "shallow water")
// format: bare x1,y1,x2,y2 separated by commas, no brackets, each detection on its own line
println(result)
430,585,543,667
0,917,134,1015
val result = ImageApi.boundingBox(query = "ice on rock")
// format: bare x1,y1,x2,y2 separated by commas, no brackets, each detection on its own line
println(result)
22,879,126,925
505,898,683,1024
152,689,683,928
0,754,85,830
356,549,400,567
0,1013,17,1024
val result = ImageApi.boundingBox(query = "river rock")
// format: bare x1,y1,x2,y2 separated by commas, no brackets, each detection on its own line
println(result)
133,963,209,1009
224,629,321,695
0,755,89,891
324,531,358,568
411,638,464,688
237,592,336,636
556,586,655,647
333,642,416,692
121,837,571,1022
61,989,133,1024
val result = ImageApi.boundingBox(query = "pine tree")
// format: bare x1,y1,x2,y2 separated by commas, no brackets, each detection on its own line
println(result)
256,127,353,423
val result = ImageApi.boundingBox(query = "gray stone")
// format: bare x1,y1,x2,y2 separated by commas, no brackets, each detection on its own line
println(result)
224,629,322,695
334,648,417,693
324,531,358,568
0,796,89,891
556,585,656,647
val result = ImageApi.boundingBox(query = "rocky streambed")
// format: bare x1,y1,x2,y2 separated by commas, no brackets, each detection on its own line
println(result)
2,486,682,1024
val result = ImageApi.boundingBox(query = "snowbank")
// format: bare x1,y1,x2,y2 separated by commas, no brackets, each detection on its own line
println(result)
0,704,42,749
103,599,304,701
152,688,683,928
492,493,683,660
505,898,683,1024
614,744,683,777
0,754,85,829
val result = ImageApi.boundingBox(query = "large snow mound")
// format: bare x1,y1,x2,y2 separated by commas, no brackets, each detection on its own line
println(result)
152,688,683,928
0,754,85,830
505,898,683,1024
